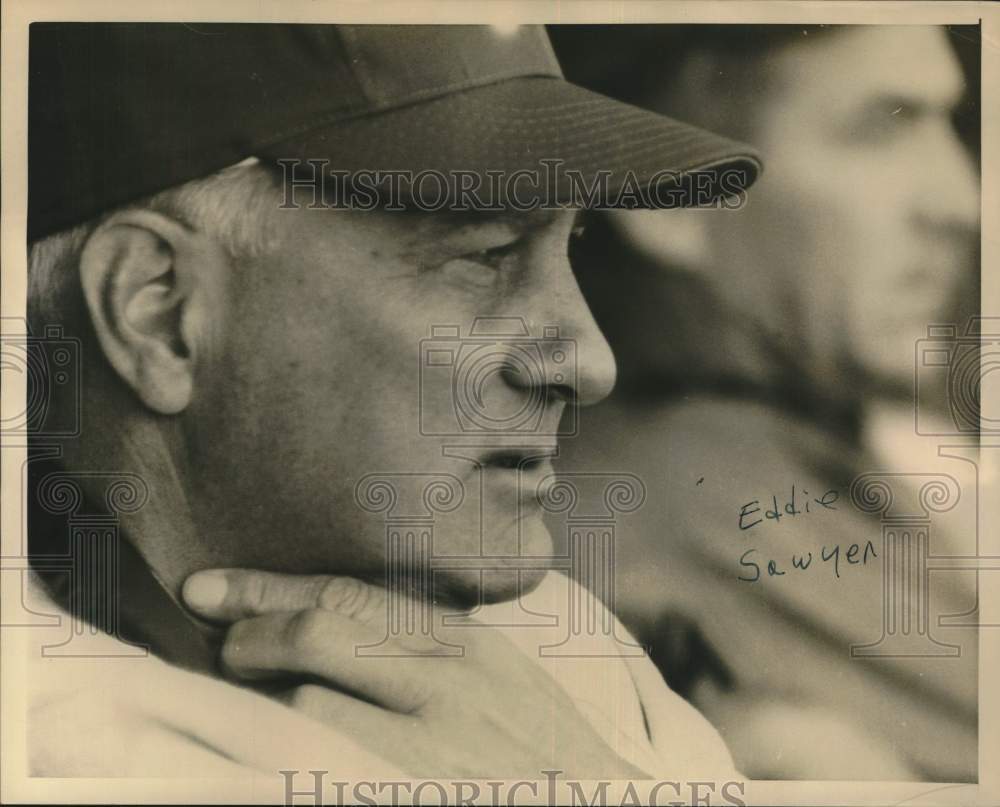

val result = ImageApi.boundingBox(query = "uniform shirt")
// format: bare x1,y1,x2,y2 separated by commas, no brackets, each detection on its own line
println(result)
25,569,739,780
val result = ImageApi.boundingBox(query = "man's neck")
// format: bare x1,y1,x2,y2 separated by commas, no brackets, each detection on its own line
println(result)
28,416,226,674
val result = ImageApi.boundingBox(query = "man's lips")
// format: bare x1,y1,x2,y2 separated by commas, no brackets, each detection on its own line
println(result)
479,446,558,471
478,448,560,510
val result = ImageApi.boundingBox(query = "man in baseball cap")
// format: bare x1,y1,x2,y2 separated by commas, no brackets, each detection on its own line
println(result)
25,23,759,782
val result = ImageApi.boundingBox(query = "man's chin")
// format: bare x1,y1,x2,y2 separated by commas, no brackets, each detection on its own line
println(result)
433,516,555,607
435,565,551,609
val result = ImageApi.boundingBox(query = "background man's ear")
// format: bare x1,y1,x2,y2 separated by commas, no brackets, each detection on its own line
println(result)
78,209,228,414
606,208,713,273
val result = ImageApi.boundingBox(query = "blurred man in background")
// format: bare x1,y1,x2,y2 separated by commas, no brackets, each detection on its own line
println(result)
550,24,980,780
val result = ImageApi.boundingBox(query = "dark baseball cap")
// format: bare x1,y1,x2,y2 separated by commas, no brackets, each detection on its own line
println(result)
28,23,762,241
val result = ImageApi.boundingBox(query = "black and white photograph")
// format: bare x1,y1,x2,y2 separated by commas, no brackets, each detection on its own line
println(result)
1,2,996,804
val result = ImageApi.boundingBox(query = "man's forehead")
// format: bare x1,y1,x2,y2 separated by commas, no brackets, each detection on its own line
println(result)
778,26,965,111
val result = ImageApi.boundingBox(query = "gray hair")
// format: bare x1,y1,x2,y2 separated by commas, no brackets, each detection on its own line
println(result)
27,159,282,331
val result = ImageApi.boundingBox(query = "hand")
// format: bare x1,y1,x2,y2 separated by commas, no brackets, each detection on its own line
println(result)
182,569,649,779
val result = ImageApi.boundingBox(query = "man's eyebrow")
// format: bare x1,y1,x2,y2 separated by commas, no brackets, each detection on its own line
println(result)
435,208,562,234
396,208,579,260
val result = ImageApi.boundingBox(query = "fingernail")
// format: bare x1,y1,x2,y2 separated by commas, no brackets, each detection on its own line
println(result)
183,570,228,610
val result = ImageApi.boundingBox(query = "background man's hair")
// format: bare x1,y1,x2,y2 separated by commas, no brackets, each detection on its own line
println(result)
550,24,979,151
549,24,838,138
27,159,282,333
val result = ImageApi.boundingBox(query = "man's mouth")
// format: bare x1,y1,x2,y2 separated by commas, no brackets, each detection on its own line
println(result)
480,447,558,471
476,446,561,517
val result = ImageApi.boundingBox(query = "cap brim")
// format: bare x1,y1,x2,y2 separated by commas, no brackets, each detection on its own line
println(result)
259,76,761,209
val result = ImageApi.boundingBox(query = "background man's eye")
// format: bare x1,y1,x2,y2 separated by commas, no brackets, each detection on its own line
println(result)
571,224,587,240
845,104,919,146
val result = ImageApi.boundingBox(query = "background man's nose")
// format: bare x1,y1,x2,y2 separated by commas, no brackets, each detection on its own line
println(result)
913,122,979,234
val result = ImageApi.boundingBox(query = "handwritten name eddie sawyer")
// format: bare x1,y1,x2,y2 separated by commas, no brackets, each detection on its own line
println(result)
736,485,877,583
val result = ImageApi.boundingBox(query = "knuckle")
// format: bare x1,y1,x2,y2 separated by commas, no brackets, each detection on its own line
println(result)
387,663,437,713
235,571,268,613
318,576,380,622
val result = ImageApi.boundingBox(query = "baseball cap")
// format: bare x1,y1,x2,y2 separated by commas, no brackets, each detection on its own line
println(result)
28,23,762,241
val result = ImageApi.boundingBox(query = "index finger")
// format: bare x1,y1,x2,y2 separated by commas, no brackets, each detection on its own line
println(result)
182,569,385,625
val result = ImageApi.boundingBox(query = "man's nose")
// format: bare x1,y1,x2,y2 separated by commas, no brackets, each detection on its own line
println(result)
503,254,617,408
912,121,979,235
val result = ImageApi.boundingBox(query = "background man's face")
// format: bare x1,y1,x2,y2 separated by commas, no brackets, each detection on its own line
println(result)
710,26,978,392
186,204,616,604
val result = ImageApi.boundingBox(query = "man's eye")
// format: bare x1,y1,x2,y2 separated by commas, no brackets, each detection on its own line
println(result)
843,104,918,146
571,223,587,240
436,258,497,287
435,241,519,287
460,239,521,269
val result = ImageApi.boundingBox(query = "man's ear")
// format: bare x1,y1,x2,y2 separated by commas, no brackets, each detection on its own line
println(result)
78,208,229,414
606,207,713,273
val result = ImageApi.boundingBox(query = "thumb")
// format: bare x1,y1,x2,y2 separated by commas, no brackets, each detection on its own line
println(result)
182,569,385,625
